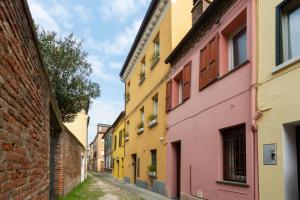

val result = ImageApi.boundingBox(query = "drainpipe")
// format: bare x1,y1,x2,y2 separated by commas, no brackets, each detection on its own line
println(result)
249,0,260,199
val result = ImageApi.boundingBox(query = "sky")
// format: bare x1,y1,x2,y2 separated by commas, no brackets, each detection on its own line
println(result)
27,0,150,144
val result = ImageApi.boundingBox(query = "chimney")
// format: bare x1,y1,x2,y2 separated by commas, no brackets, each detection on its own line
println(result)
192,0,212,25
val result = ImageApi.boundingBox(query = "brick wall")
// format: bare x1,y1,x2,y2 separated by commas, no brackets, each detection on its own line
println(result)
0,0,52,199
0,1,86,199
62,127,85,196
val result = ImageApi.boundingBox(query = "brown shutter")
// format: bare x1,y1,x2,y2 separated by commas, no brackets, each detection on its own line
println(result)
183,61,191,100
199,46,208,89
199,34,219,90
208,34,219,82
166,80,172,112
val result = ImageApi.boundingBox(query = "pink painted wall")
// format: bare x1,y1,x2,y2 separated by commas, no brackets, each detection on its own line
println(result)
166,0,257,199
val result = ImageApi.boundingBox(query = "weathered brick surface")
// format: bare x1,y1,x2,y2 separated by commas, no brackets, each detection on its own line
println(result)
0,1,86,199
62,127,84,196
0,0,51,199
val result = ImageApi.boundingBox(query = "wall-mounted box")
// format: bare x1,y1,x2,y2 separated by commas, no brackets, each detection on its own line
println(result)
263,143,277,165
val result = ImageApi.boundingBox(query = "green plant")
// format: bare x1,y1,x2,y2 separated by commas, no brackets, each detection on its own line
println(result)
150,51,160,64
148,164,156,172
137,122,144,129
125,132,129,137
148,114,157,122
139,71,145,80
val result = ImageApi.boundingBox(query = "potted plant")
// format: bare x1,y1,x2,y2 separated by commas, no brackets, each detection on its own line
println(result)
139,71,146,85
148,165,156,177
137,122,144,134
148,114,158,128
124,132,129,141
150,51,160,68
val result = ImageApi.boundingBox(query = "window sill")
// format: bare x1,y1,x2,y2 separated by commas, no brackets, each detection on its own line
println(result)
148,120,158,128
137,128,144,134
199,60,249,92
272,56,300,74
139,77,146,85
150,57,160,70
216,180,249,187
169,98,190,112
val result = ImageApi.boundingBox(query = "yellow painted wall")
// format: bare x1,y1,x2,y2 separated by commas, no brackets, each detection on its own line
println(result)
257,1,300,199
124,0,192,190
112,117,125,180
65,110,88,149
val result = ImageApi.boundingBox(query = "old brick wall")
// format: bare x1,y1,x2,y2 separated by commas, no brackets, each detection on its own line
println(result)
62,126,85,196
0,0,52,199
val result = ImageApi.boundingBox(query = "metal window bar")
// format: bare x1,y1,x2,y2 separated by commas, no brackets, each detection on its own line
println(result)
222,124,246,182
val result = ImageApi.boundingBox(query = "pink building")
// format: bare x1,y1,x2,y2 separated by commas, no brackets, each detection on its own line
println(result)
164,0,258,199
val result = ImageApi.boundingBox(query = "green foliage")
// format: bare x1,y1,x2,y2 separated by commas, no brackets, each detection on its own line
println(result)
58,176,104,200
150,51,160,65
148,165,156,172
137,122,144,129
36,27,100,122
147,114,157,122
139,71,145,80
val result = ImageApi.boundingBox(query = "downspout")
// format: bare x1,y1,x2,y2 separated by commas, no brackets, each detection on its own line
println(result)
249,0,260,200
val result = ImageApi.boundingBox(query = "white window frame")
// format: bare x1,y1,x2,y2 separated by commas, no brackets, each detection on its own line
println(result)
227,25,247,70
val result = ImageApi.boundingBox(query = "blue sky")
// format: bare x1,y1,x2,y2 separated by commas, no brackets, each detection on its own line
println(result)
28,0,150,144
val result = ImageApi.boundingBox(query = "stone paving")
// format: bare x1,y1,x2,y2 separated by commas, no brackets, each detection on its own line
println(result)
90,171,171,200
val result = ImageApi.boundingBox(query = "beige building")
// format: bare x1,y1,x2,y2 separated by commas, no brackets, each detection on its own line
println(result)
90,124,110,172
64,110,89,181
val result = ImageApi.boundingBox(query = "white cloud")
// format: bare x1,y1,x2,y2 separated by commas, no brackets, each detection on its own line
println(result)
88,55,117,81
99,19,142,56
88,99,123,143
108,62,123,70
100,0,148,22
28,0,60,33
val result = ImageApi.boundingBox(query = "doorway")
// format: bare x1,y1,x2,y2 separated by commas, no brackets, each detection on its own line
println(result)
132,154,137,184
173,141,181,199
296,126,300,200
283,124,300,200
117,160,120,179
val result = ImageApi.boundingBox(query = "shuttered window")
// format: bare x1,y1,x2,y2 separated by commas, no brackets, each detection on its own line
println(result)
199,35,219,90
183,61,192,100
166,80,172,111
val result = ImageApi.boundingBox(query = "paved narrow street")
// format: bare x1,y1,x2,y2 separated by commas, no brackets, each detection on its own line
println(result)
86,172,171,200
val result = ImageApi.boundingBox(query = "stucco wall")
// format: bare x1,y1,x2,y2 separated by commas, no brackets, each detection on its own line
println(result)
166,0,256,199
257,0,300,199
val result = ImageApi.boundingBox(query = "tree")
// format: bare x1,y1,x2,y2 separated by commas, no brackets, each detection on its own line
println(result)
37,28,100,122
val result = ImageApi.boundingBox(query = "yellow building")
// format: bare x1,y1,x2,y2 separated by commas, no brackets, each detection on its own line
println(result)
257,0,300,199
112,112,125,180
119,0,192,195
64,110,89,181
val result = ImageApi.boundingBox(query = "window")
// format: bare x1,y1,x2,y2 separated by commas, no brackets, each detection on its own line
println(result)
166,80,172,112
154,34,160,55
151,33,160,68
277,0,300,64
174,71,184,105
151,149,157,172
119,131,122,147
114,135,117,150
140,56,146,82
153,95,158,116
229,28,247,69
140,107,144,124
221,124,246,182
